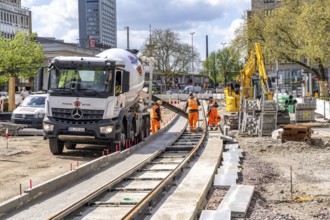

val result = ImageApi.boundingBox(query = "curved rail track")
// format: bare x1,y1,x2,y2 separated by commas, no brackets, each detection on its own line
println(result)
52,103,207,220
4,102,210,220
60,131,205,220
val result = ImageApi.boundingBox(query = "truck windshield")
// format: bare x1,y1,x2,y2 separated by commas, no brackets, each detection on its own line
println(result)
49,68,114,95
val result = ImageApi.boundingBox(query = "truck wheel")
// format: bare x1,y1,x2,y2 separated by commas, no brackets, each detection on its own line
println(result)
144,117,150,137
49,138,64,155
65,141,76,150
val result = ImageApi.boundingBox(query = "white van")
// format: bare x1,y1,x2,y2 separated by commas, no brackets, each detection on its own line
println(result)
11,94,46,129
183,85,202,94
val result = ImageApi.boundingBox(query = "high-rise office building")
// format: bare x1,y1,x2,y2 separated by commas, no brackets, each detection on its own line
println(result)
78,0,117,50
0,0,31,38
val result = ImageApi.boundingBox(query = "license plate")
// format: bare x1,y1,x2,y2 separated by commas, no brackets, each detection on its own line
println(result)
68,127,85,132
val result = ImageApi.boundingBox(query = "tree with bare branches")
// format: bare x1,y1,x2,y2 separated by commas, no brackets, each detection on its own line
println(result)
141,29,200,91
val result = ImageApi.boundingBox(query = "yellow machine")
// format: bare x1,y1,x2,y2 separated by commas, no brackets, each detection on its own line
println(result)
224,81,240,112
225,43,273,110
223,43,274,129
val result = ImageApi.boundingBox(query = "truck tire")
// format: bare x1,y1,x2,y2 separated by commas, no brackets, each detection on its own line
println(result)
144,117,150,137
49,138,64,155
65,141,76,150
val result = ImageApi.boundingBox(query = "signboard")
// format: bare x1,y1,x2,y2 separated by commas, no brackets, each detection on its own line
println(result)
89,38,95,48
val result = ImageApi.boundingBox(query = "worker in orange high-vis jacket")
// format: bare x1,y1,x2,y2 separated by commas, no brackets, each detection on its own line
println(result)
185,93,200,132
151,100,162,133
208,101,221,129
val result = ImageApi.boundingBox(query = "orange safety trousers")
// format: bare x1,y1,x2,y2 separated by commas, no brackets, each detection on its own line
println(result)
188,112,199,131
151,119,161,134
208,109,221,127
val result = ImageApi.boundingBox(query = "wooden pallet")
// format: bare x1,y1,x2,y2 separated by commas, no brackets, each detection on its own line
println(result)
282,124,311,142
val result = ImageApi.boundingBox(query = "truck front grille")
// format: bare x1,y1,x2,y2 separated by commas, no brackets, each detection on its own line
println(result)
13,114,35,119
51,108,104,125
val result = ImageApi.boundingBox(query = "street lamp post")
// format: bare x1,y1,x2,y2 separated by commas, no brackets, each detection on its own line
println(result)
147,25,155,107
148,58,154,107
190,32,195,74
124,26,129,50
221,42,227,86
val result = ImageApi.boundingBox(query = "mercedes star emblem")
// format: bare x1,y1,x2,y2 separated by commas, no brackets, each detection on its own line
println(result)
71,108,83,120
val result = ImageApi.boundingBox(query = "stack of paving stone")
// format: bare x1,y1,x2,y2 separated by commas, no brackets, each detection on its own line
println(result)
200,141,254,220
295,97,316,122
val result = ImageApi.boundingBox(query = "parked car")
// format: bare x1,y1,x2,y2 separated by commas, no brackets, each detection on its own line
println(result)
0,91,8,97
166,89,178,94
11,94,47,129
183,85,202,94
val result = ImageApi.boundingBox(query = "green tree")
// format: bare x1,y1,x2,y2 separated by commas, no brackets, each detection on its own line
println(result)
141,29,200,91
0,32,44,111
236,0,330,96
204,47,241,85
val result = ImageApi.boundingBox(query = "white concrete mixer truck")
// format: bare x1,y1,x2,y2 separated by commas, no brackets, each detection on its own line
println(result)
41,49,151,154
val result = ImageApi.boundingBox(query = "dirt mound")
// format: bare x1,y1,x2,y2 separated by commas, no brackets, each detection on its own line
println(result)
236,136,329,155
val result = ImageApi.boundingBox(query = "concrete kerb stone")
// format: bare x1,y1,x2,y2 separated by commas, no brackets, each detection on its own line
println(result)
0,152,121,216
228,148,244,156
0,114,183,216
180,132,223,219
223,152,241,162
217,185,255,218
214,174,237,189
219,135,238,143
222,161,241,166
194,131,224,218
224,144,239,150
217,167,240,176
0,193,29,217
200,209,231,220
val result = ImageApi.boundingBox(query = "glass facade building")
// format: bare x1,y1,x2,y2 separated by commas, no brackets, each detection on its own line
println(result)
0,0,31,38
78,0,117,49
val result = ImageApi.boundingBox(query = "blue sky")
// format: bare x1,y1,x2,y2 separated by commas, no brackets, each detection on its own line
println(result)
21,0,251,60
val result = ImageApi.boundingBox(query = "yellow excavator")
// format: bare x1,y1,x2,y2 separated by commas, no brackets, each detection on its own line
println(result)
223,43,288,133
224,43,272,112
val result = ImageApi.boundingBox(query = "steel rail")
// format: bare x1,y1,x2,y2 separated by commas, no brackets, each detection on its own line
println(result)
47,117,185,220
122,102,207,219
48,103,207,220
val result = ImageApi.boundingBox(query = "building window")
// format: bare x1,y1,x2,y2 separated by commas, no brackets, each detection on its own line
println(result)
265,9,273,16
264,0,274,3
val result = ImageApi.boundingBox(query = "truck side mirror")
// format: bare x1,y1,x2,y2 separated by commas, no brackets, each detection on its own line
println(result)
37,67,44,91
122,70,130,93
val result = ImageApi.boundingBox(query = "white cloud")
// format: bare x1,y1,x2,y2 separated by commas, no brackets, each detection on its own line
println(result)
22,0,250,59
29,0,78,42
21,0,37,8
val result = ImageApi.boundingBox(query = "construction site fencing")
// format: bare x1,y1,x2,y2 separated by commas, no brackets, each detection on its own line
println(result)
313,98,330,119
156,93,224,101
